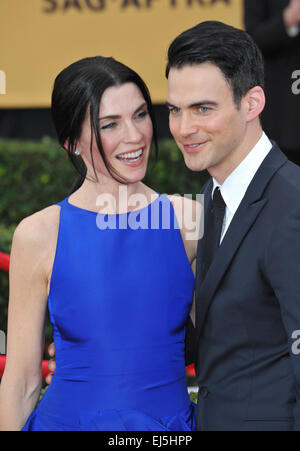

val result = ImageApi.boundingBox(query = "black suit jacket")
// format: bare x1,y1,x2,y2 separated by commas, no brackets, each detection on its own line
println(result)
194,145,300,430
244,0,300,152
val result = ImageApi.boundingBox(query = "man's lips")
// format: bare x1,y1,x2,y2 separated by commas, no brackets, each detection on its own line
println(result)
182,141,209,152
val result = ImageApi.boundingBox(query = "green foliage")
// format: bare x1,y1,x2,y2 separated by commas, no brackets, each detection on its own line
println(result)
0,137,77,228
0,137,208,342
189,391,198,404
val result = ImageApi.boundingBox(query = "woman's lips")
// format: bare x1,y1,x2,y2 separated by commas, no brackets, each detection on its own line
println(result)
116,147,145,167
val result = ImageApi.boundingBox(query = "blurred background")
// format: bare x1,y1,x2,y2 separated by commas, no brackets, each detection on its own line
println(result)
0,0,243,139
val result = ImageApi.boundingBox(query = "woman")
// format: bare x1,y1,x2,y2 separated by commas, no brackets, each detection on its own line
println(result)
0,57,199,431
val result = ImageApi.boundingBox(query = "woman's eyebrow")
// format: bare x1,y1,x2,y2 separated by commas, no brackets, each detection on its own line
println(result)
99,102,147,120
134,101,147,113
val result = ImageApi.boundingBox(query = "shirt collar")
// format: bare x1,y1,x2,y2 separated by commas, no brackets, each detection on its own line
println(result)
212,132,273,215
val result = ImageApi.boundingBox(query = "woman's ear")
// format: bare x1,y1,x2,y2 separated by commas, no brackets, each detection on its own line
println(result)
63,139,70,152
245,86,265,123
64,139,79,154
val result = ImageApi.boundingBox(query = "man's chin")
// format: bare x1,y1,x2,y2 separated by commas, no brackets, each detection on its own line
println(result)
184,156,208,173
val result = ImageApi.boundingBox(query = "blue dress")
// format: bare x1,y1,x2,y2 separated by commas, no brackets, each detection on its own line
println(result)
22,194,196,431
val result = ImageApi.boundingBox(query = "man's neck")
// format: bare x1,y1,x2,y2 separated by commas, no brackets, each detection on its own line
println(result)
209,126,263,185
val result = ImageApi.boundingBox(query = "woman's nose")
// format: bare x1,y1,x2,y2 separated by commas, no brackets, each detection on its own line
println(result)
123,121,143,143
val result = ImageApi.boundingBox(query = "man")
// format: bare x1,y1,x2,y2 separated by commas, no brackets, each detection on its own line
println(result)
244,0,300,165
166,20,300,431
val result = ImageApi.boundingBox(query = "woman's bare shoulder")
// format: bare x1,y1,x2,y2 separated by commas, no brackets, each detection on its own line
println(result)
9,205,61,294
167,194,203,225
167,194,203,263
13,205,61,250
167,194,200,206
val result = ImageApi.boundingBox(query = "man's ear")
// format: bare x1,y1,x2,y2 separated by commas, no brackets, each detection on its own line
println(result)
245,86,265,122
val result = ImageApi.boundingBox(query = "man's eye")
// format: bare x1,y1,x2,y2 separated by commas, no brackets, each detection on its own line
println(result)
169,107,181,115
198,106,210,113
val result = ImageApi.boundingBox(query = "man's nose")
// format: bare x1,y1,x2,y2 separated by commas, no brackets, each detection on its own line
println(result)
179,113,198,138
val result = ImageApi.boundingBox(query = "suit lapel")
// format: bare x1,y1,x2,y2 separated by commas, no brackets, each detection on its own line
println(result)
195,179,213,291
195,145,287,340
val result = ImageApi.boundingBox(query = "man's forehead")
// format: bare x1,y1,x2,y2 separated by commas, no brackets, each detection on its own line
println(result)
167,62,224,80
167,63,231,105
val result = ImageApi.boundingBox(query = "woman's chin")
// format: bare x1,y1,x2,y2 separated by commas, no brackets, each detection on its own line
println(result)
115,160,148,184
121,171,147,185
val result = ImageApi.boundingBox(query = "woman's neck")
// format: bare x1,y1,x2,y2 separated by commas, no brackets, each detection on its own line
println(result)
69,177,157,214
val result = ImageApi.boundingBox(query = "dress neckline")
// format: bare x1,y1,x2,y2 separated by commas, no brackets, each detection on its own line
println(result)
66,193,161,216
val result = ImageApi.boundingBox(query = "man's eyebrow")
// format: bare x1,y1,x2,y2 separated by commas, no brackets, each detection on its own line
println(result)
189,101,218,108
165,101,180,109
165,100,218,109
99,102,147,120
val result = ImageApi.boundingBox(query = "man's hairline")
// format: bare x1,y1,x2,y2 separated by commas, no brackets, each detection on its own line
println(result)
166,61,244,110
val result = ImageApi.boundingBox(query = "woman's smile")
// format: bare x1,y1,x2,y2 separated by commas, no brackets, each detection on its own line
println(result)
116,147,145,166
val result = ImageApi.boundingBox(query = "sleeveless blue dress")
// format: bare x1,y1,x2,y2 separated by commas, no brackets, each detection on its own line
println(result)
22,194,196,431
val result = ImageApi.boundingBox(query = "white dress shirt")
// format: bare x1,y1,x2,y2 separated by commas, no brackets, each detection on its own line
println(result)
212,132,273,243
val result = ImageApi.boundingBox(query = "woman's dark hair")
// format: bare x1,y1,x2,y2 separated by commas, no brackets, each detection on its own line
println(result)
166,21,265,107
51,56,158,190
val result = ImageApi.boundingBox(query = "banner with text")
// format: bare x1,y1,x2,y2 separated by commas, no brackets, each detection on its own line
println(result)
0,0,243,107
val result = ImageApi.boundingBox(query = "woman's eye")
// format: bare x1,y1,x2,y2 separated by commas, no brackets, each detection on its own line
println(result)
100,122,117,130
135,110,149,120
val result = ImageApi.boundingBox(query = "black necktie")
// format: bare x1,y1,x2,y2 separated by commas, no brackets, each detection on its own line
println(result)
203,187,226,275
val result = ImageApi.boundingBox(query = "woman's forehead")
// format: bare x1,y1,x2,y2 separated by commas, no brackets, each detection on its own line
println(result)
100,83,145,115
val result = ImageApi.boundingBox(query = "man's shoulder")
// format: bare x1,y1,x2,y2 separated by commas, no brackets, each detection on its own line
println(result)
274,158,300,193
262,156,300,217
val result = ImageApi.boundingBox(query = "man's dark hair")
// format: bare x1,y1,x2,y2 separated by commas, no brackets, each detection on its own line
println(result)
166,21,265,107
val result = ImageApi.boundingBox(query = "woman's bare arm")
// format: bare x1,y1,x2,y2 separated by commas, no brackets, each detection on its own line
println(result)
0,206,59,430
168,194,202,326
